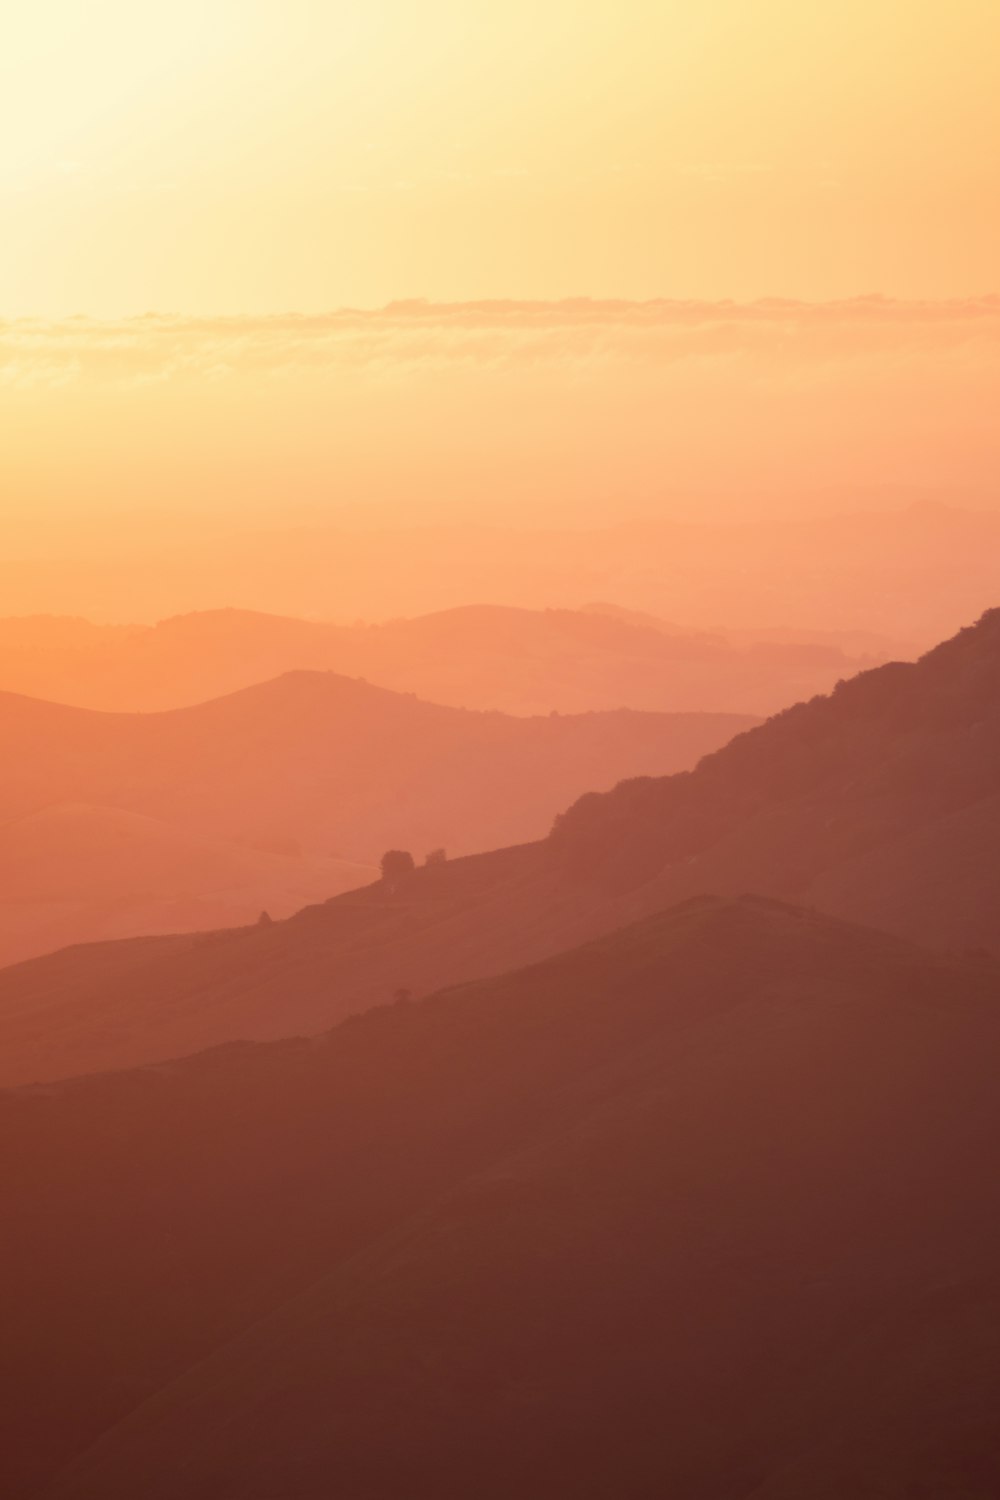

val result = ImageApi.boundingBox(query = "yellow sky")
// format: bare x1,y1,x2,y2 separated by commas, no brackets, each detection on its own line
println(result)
3,0,998,315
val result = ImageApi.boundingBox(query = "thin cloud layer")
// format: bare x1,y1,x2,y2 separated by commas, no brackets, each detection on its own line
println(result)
3,298,999,387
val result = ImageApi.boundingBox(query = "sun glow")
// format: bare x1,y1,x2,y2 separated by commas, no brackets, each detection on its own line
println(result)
1,1,997,315
0,3,238,181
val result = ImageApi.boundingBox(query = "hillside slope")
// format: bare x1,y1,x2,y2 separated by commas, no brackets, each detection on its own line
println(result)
0,674,750,968
551,607,1000,935
0,610,995,1088
0,804,373,968
2,899,998,1499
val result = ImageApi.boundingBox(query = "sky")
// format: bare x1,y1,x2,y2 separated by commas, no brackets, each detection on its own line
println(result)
3,0,999,316
1,2,998,604
3,298,999,548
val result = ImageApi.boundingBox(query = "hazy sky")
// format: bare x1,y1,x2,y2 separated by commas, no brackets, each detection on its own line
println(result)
4,298,999,550
3,1,999,316
2,2,998,605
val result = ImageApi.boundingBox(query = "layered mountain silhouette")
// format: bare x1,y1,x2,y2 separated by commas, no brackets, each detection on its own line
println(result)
0,674,750,966
0,604,904,716
3,897,998,1498
0,674,752,859
0,804,373,969
3,501,996,640
550,607,1000,931
0,610,995,1088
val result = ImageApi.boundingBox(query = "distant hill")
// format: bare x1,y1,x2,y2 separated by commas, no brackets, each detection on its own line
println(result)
582,600,917,659
0,612,995,1088
1,501,997,640
0,675,751,861
0,676,749,971
0,604,905,716
3,898,999,1498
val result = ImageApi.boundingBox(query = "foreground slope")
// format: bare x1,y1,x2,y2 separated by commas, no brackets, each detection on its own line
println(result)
3,899,998,1498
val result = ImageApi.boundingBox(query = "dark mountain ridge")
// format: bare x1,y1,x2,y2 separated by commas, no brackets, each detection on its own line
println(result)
3,896,998,1498
552,608,1000,905
3,894,995,1494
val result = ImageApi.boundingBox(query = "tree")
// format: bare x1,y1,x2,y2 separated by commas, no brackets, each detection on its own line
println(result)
257,910,273,926
424,847,447,867
380,849,415,887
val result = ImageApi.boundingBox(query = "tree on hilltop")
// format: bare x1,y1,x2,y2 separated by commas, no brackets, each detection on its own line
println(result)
380,850,415,889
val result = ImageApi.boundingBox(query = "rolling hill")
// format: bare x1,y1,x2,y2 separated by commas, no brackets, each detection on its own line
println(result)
2,501,996,641
0,604,902,716
0,675,755,864
0,611,995,1089
3,898,999,1498
0,673,748,970
0,674,753,862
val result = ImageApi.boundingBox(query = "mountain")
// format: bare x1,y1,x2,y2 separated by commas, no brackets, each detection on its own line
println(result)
0,672,752,864
0,610,996,1089
582,600,916,660
3,898,999,1499
549,607,1000,932
0,674,748,972
0,604,903,716
0,839,566,1086
0,804,373,968
2,501,997,640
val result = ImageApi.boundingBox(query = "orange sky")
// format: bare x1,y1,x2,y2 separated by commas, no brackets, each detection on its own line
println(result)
4,298,999,551
3,1,999,316
2,3,998,604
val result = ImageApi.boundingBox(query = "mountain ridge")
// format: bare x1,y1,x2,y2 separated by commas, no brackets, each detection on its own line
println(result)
3,895,998,1498
0,610,996,1087
0,602,907,717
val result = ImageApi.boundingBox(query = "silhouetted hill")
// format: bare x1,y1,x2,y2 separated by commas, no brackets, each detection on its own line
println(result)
0,604,901,716
2,501,997,639
0,612,996,1088
0,671,751,864
0,804,373,968
3,899,998,1498
0,673,747,973
0,839,567,1085
551,608,1000,924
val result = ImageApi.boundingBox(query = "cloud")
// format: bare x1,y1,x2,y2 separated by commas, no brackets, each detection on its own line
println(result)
1,298,999,389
